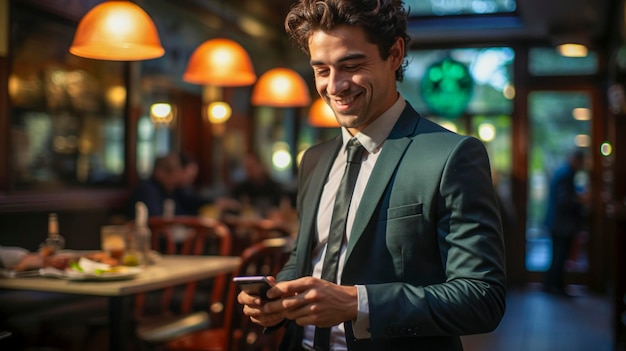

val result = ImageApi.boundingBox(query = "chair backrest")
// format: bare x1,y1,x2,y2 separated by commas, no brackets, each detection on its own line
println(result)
224,237,293,351
135,216,232,318
148,216,232,256
222,215,293,256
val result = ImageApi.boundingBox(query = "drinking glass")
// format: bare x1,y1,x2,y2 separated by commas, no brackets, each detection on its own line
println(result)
100,225,127,261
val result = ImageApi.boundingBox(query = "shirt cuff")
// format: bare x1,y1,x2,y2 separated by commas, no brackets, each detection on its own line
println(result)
352,285,371,339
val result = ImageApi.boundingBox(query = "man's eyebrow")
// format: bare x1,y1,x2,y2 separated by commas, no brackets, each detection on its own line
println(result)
310,53,367,66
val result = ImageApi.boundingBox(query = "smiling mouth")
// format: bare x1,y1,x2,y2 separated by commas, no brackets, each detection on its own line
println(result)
331,93,359,110
335,96,355,105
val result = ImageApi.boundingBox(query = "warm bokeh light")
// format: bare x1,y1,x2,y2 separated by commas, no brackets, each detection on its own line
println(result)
272,148,292,171
106,85,127,110
69,1,164,61
206,101,232,124
308,98,339,127
575,134,591,147
572,107,591,121
439,121,458,133
183,38,256,86
251,68,311,107
478,122,496,142
150,103,174,124
238,16,266,38
557,43,588,58
503,84,515,99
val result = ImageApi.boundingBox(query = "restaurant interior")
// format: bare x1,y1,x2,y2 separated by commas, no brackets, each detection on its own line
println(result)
1,0,626,350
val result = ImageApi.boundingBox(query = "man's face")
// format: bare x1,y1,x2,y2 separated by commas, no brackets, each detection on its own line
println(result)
308,25,404,135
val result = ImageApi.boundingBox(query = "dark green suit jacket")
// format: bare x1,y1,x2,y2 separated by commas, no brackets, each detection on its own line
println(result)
276,103,506,350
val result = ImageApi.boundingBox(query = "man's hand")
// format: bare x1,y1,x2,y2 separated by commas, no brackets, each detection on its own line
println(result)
239,276,359,329
238,276,287,327
12,253,44,271
267,276,358,328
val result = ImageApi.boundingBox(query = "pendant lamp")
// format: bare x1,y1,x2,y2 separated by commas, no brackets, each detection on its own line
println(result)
251,68,311,107
70,1,164,61
308,97,339,127
184,38,257,87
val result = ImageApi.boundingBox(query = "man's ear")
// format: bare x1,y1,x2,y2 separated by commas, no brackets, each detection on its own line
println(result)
389,36,405,71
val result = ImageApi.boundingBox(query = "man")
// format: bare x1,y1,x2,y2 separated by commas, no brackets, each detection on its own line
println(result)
543,149,587,296
238,0,506,350
128,152,185,218
231,152,286,215
175,152,214,215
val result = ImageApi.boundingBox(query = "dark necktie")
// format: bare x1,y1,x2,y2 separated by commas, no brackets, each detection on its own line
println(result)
313,138,366,351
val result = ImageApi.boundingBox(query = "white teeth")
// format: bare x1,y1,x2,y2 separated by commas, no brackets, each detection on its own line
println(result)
335,96,355,105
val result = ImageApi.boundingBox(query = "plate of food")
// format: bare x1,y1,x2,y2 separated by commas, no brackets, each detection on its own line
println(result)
40,257,143,281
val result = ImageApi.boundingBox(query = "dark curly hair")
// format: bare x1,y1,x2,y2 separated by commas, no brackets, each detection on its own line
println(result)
285,0,410,81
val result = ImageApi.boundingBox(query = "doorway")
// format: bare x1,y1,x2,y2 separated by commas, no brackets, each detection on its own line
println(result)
525,90,592,282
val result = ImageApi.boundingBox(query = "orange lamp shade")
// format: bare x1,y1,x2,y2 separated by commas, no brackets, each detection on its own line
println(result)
183,38,257,87
251,68,311,107
70,1,165,61
308,98,340,127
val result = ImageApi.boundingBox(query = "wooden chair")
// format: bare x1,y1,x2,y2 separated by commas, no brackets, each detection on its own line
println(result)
221,215,293,256
134,216,233,349
162,237,293,351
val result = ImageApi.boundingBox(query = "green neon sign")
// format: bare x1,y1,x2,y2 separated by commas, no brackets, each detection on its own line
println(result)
421,58,473,119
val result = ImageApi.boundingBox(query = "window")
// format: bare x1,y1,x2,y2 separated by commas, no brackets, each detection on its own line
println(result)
405,0,516,16
526,91,592,272
399,47,515,118
9,6,127,190
529,48,598,76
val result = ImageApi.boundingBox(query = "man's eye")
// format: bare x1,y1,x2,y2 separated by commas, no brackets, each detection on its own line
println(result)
344,64,360,71
314,69,330,76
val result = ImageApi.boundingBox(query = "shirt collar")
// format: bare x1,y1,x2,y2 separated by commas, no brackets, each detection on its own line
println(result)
340,95,406,154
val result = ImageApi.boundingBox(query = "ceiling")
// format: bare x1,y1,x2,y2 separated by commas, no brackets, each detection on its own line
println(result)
174,0,618,50
408,0,617,48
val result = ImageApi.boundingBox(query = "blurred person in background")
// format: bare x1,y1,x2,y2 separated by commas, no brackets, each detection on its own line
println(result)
230,152,286,216
174,152,214,215
128,152,186,219
543,149,589,296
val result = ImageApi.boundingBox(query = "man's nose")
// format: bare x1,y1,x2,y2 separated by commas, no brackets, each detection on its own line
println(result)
326,71,349,96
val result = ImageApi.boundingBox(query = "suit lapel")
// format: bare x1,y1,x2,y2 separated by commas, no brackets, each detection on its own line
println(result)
296,138,342,276
346,105,421,259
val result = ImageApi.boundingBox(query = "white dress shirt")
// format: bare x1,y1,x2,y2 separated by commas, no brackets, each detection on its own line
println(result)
302,96,406,350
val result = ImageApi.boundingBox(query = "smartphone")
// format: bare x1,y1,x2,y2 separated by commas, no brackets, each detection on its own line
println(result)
233,275,275,300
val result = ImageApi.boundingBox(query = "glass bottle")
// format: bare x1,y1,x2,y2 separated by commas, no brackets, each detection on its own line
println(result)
122,225,140,266
40,213,66,256
135,202,153,265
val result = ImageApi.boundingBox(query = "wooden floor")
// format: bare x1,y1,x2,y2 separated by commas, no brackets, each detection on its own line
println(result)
462,283,614,351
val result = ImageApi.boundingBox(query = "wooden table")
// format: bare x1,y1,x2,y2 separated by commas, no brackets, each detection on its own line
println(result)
0,255,241,351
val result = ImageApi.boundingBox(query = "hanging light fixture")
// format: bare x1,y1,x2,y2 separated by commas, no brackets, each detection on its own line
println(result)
70,1,164,61
308,97,339,127
183,38,257,86
251,68,311,107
